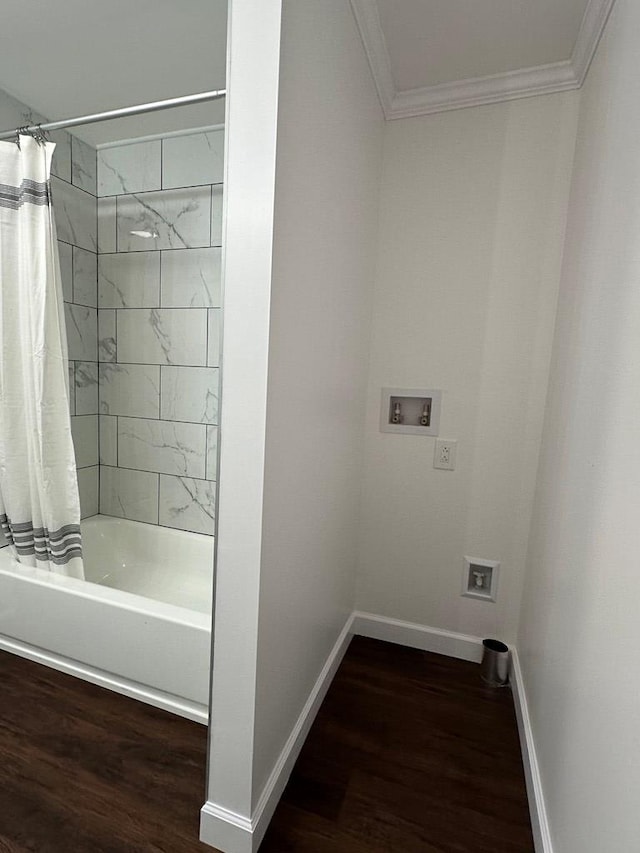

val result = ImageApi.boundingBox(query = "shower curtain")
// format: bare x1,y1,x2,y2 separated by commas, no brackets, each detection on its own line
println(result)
0,134,84,579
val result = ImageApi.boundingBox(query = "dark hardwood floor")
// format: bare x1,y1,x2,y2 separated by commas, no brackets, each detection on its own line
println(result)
0,637,533,853
262,637,533,852
0,651,210,853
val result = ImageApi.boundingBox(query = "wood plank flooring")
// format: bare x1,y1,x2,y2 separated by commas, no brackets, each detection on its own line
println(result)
0,651,210,853
0,637,533,852
261,637,534,852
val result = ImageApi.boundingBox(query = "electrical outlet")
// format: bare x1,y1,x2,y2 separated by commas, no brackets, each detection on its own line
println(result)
434,439,457,470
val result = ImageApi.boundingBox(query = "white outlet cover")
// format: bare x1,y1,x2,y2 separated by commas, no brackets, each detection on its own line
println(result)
434,438,457,470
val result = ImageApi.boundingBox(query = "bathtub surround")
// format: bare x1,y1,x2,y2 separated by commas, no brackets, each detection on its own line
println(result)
61,185,99,521
0,86,218,539
55,133,99,522
71,136,98,194
115,309,210,366
117,418,207,478
0,135,83,577
52,175,97,253
97,133,224,196
116,187,216,251
97,140,162,195
96,130,222,536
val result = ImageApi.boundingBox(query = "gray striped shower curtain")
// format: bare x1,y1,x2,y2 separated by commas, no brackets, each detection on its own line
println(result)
0,134,84,578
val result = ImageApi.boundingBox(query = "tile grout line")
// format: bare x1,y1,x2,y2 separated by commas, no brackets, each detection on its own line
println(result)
206,291,210,391
96,155,102,515
93,245,222,255
100,463,213,485
204,424,209,482
99,307,216,311
71,241,75,304
97,182,223,200
95,148,100,519
51,173,96,201
88,411,217,429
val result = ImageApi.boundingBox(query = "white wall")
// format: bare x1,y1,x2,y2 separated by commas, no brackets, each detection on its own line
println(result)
204,0,383,848
252,0,383,801
356,93,579,644
518,1,640,850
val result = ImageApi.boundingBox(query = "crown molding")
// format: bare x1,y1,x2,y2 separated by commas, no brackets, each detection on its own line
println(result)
351,0,617,121
571,0,616,85
349,0,394,116
389,61,577,120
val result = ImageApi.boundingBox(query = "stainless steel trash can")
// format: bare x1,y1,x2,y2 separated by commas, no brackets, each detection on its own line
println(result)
480,639,510,686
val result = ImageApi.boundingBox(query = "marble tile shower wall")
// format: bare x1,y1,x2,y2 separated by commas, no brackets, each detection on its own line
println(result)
52,132,100,522
95,130,223,536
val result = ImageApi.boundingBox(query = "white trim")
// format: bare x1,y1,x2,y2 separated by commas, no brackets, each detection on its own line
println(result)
0,634,208,724
352,611,483,662
200,802,254,853
351,0,616,119
510,648,554,853
349,0,395,118
571,0,617,85
200,614,354,852
388,62,577,120
95,123,225,150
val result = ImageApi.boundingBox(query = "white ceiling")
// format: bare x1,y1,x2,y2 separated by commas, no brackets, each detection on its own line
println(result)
0,0,615,139
351,0,616,119
0,0,227,145
377,0,590,91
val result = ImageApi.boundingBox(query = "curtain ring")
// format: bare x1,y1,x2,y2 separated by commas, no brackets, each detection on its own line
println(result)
15,126,30,148
33,125,49,146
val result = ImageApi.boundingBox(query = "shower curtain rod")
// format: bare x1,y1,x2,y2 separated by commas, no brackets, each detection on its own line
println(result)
0,89,226,140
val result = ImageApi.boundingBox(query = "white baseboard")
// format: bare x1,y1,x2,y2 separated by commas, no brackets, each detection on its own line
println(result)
510,648,553,853
200,802,254,853
352,610,484,662
201,612,554,853
0,634,208,724
200,613,355,853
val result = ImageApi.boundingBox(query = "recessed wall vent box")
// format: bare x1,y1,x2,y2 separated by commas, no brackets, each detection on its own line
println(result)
462,557,500,602
379,388,442,435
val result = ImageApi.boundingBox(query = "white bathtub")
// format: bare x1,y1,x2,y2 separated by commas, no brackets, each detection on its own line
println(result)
0,515,213,723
